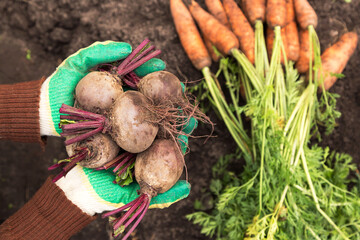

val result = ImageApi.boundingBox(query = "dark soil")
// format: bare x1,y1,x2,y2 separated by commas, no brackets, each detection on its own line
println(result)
0,0,359,239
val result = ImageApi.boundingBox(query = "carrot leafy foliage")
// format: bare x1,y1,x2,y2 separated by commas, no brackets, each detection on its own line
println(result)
187,24,360,239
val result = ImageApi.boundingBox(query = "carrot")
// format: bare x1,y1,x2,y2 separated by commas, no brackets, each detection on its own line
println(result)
204,36,221,62
205,0,231,29
170,0,211,70
320,32,358,90
285,21,300,61
267,27,288,64
242,0,266,26
266,0,287,28
295,29,312,73
188,0,239,55
222,0,255,64
286,0,295,24
266,26,275,58
293,0,318,29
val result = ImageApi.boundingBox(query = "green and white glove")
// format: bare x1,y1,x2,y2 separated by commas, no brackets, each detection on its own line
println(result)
39,41,165,136
56,117,197,216
42,41,197,215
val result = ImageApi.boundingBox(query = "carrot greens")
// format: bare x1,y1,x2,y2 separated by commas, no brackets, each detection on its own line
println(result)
187,19,359,240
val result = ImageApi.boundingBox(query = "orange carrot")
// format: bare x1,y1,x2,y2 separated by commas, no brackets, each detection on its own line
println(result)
293,0,318,29
285,21,300,61
223,0,255,64
188,0,239,55
266,0,287,28
320,32,358,90
267,27,288,64
295,29,312,73
170,0,211,70
205,0,231,28
242,0,266,25
204,36,221,62
266,26,275,58
286,0,295,24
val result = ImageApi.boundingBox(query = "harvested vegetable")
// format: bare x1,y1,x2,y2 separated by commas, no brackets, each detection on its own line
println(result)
242,0,266,26
266,0,287,28
138,71,183,104
75,71,123,114
320,32,358,90
286,0,295,24
295,29,313,73
102,139,184,239
170,0,211,70
223,0,255,64
204,0,230,28
285,21,300,62
294,0,318,29
188,0,239,55
204,36,221,62
49,133,120,182
109,91,159,153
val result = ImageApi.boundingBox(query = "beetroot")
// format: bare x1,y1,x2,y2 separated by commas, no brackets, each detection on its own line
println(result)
66,133,119,168
102,139,184,239
138,71,183,104
49,133,120,182
75,71,123,114
109,91,159,153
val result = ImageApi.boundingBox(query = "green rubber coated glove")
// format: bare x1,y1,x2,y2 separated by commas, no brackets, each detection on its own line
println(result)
56,164,191,215
39,41,165,136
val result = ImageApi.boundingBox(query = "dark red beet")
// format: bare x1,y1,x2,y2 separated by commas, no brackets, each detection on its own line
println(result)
102,139,184,240
109,91,159,153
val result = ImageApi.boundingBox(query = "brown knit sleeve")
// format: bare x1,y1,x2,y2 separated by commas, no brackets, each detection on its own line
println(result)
0,177,97,240
0,78,46,145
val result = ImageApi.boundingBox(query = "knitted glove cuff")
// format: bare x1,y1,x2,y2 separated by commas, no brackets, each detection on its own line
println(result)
39,76,60,136
55,165,117,216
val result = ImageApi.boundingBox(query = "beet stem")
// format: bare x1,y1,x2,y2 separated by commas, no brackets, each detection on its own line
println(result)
103,155,126,170
123,198,147,229
64,127,103,145
127,45,155,67
51,149,89,182
61,121,103,131
60,104,105,121
48,162,67,171
62,149,88,173
117,39,150,72
113,196,144,230
126,72,141,85
102,194,145,218
117,50,161,76
60,115,87,121
52,171,65,183
113,154,135,173
116,157,135,177
60,129,92,137
101,152,133,170
120,196,150,240
122,76,138,89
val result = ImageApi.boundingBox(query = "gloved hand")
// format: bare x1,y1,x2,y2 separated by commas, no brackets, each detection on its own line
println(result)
44,41,197,214
39,41,165,136
56,118,197,216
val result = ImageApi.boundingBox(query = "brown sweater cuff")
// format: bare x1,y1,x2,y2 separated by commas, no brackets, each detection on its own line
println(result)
0,177,97,240
0,78,46,145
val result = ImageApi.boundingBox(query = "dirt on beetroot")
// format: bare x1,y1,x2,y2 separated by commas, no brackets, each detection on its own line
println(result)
0,0,359,240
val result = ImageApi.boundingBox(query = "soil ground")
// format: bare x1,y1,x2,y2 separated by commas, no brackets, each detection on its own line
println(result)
0,0,359,239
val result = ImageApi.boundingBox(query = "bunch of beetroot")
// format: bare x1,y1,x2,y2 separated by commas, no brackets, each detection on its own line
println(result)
48,39,210,239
